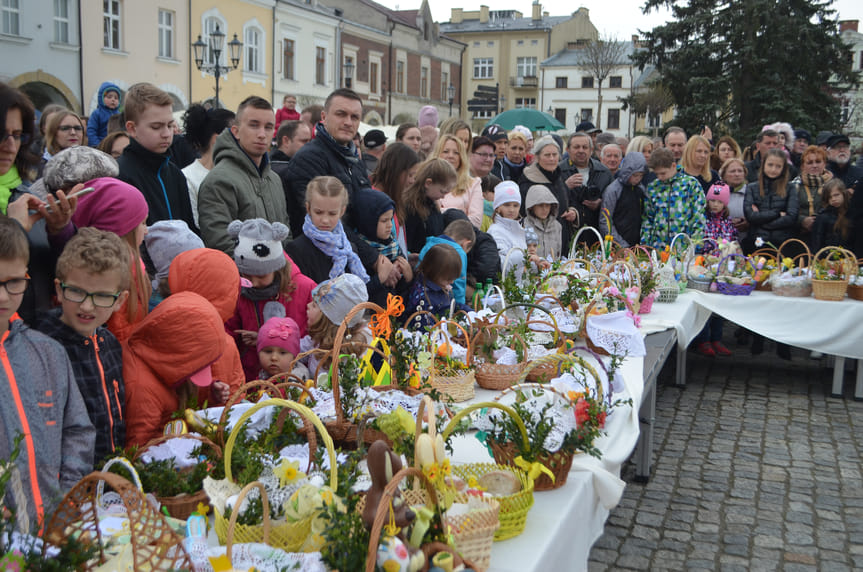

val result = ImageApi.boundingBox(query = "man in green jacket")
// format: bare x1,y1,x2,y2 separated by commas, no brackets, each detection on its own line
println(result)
198,96,290,256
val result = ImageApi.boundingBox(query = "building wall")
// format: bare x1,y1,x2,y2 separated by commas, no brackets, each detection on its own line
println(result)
548,8,598,54
81,0,189,114
840,28,863,137
0,0,82,112
341,29,390,123
189,0,274,110
542,63,636,136
273,2,338,110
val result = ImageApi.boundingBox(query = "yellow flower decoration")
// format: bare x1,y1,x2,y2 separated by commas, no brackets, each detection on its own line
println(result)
195,501,209,517
274,459,305,487
782,257,794,270
440,458,451,477
467,476,486,491
417,350,433,371
567,390,585,402
424,462,440,482
395,406,416,436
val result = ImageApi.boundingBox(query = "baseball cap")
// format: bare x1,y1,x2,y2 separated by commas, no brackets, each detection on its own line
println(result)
363,129,387,150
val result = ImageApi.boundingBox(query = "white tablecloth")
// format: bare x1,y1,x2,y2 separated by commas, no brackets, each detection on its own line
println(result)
641,292,712,345
449,354,645,572
687,290,863,359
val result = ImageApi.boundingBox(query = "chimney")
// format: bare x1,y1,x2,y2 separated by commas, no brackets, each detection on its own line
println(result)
839,20,858,33
632,34,638,43
451,7,463,24
543,11,549,18
532,2,542,21
479,5,489,24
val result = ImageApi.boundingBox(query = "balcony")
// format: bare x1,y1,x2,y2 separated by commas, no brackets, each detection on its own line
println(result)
509,75,538,88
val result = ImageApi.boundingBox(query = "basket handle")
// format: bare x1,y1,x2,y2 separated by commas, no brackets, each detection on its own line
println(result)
364,467,441,572
717,253,753,276
561,258,596,274
329,301,385,423
502,246,526,276
432,319,472,366
441,401,528,446
132,433,223,463
776,238,812,264
516,351,604,401
569,226,605,259
96,457,144,508
494,382,574,404
225,481,271,561
218,380,281,445
223,398,337,490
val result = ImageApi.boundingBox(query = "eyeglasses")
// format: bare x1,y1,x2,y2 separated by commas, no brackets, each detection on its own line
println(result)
57,125,84,133
59,283,120,308
0,276,29,295
0,131,30,145
473,152,495,159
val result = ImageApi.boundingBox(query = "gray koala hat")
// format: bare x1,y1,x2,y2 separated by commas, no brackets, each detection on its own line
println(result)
227,218,291,276
29,146,119,200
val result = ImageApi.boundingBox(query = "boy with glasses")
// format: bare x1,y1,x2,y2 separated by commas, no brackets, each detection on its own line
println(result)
0,216,95,528
35,227,129,462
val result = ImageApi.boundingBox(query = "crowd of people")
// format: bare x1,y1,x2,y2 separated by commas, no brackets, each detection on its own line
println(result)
0,78,862,528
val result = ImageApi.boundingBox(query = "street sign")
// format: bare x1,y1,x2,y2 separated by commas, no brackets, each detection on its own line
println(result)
476,85,498,93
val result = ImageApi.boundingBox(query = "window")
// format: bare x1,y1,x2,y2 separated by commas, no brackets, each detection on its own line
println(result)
607,109,620,129
370,62,379,94
487,41,494,47
531,39,538,45
103,0,121,49
396,61,404,93
580,108,593,122
515,97,536,109
283,39,295,80
245,26,262,73
473,57,493,79
516,57,537,78
609,76,622,88
54,0,70,43
2,0,19,36
473,110,494,119
517,40,523,46
158,9,174,58
315,46,326,85
555,77,567,89
581,77,594,88
203,17,224,66
554,108,567,125
473,41,479,47
441,71,448,100
421,67,428,98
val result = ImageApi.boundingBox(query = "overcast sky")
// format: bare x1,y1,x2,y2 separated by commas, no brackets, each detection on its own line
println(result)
377,0,863,40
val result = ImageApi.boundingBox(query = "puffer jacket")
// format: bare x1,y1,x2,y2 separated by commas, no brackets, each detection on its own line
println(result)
0,316,95,526
197,130,289,256
523,184,562,258
599,152,646,248
743,179,799,248
641,168,706,249
518,163,576,249
811,206,850,252
223,253,316,382
282,122,372,238
34,309,125,464
118,137,197,230
488,216,527,273
122,292,226,446
167,249,246,390
86,81,120,147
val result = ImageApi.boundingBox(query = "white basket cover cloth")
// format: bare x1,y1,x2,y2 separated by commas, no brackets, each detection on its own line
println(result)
585,311,646,357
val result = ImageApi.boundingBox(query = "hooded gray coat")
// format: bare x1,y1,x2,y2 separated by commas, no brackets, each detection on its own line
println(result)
198,130,290,256
523,184,562,258
599,152,647,248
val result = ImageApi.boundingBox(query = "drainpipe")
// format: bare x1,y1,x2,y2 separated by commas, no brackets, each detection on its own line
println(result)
458,41,464,120
77,0,84,113
272,2,276,105
387,21,394,124
188,0,192,104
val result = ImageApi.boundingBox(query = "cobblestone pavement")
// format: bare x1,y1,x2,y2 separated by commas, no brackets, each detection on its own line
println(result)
589,336,863,571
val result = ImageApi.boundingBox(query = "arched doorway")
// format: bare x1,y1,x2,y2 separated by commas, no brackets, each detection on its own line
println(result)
18,82,73,112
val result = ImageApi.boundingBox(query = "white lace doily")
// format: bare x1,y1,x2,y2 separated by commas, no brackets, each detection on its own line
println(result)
138,433,205,470
474,392,576,453
202,402,276,440
193,544,327,572
585,311,646,357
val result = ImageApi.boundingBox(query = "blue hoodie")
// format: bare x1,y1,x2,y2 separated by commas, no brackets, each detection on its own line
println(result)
87,82,121,147
418,235,468,305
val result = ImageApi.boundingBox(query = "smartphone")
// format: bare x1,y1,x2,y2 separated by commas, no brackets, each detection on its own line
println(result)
43,187,96,213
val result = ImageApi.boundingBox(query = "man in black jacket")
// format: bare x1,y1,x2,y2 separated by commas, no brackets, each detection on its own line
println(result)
282,88,395,284
559,132,613,240
117,83,197,232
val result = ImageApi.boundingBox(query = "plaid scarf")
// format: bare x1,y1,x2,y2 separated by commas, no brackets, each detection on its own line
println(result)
802,173,829,217
359,229,402,262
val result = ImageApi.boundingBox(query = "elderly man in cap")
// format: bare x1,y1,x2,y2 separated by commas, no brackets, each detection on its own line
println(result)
362,129,387,174
826,134,863,192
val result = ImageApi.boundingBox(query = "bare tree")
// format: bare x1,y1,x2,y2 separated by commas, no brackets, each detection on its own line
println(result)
622,81,675,136
582,35,627,129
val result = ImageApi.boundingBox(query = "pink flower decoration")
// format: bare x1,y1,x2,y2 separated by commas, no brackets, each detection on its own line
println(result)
606,286,620,297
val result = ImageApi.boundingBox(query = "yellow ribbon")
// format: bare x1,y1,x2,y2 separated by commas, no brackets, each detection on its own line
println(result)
514,455,555,484
369,294,405,339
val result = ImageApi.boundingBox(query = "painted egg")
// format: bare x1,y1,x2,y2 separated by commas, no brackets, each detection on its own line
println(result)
377,535,410,572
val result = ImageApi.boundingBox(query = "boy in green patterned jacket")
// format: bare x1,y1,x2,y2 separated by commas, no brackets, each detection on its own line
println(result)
641,147,706,249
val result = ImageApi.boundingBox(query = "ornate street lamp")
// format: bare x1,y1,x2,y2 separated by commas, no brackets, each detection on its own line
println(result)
192,25,242,109
343,58,355,89
448,83,455,117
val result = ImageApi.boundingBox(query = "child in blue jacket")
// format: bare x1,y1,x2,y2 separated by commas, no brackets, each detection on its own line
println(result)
87,82,121,147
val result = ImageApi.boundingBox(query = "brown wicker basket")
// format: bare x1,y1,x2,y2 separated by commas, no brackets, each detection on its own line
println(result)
132,433,223,520
473,326,528,391
812,247,855,301
847,258,863,301
43,471,192,570
429,320,475,402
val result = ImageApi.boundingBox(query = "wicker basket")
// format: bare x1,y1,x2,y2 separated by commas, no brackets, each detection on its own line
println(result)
43,470,192,570
132,433,222,520
811,247,855,301
213,398,338,552
429,320,476,402
450,463,534,541
849,283,863,301
473,326,529,391
714,254,756,296
688,276,713,292
656,287,679,303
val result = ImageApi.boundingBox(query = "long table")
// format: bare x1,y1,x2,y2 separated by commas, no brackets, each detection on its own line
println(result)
449,351,645,572
641,290,863,398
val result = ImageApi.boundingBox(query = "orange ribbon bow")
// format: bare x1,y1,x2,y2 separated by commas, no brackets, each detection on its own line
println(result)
369,294,405,339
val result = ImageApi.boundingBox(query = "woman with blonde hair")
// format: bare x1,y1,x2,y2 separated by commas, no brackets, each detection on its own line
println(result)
430,134,484,227
626,135,653,161
39,109,87,175
710,135,742,171
680,135,719,192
